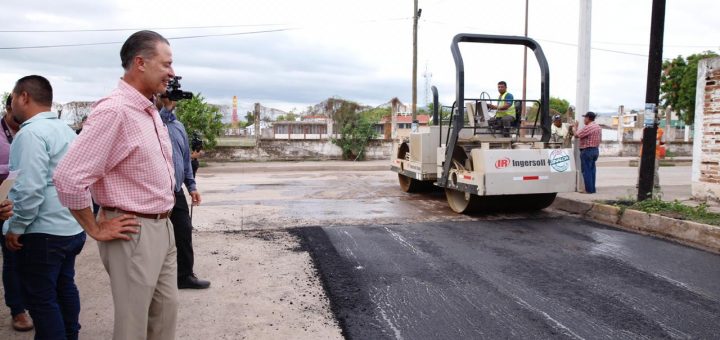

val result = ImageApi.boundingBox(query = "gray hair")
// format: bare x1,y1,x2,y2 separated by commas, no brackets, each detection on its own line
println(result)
120,30,169,70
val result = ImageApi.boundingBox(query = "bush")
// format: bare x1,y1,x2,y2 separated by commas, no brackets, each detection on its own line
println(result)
175,93,224,149
332,116,377,160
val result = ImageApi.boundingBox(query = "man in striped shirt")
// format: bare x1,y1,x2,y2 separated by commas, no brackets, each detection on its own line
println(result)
573,111,602,193
54,31,178,340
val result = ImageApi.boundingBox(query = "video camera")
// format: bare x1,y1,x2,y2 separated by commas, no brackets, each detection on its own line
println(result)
190,131,204,152
162,76,193,101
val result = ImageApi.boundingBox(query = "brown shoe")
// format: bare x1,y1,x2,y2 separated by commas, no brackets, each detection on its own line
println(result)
12,312,33,332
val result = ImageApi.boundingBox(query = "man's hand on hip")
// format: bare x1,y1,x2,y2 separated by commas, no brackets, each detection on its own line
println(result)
0,199,13,220
92,210,141,242
5,232,22,251
190,191,202,206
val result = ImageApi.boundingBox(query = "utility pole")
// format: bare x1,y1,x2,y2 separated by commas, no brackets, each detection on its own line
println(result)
637,0,666,201
411,0,421,131
254,102,260,147
575,0,592,192
521,0,529,120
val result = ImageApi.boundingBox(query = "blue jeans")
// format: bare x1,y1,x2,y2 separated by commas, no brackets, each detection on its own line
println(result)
1,232,26,316
16,232,86,340
580,147,599,193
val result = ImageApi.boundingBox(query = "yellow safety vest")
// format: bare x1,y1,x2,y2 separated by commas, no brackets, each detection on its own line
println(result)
496,92,516,118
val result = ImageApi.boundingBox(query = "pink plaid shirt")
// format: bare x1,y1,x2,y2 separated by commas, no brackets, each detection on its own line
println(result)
576,122,602,149
54,79,175,214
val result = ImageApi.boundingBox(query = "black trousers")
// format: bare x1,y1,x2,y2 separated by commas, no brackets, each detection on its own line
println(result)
171,189,194,278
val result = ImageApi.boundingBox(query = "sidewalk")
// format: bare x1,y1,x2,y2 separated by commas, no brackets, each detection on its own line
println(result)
559,163,720,213
205,157,709,210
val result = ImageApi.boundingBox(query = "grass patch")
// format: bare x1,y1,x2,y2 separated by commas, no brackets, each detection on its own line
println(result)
605,199,720,226
217,137,256,147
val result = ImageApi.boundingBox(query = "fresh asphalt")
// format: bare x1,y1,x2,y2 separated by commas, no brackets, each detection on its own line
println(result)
292,215,720,340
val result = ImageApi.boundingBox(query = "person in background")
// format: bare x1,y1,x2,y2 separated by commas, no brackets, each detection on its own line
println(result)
639,126,665,189
551,115,569,143
573,111,602,193
5,75,85,339
190,133,203,178
158,97,209,289
75,115,88,135
0,94,33,332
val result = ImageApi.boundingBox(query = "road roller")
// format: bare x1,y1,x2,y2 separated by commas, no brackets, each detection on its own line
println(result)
390,33,578,213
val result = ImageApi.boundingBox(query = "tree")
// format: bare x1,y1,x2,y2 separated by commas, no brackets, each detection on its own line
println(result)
1,92,9,115
527,96,570,122
660,51,718,125
332,115,377,160
244,111,254,124
328,99,359,127
175,93,224,149
361,107,391,123
273,113,298,122
328,99,377,160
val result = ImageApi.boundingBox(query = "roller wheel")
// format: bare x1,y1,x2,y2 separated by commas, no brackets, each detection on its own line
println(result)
478,193,558,212
521,193,557,210
445,188,481,213
398,174,435,193
398,174,420,193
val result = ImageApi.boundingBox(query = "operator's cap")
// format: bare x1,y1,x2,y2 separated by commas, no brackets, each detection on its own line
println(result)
582,111,597,120
553,114,561,121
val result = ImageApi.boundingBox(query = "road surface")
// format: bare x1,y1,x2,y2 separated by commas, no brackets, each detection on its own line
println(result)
293,215,720,339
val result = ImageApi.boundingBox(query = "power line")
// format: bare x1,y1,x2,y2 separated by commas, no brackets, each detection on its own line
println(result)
0,28,294,50
537,38,648,57
0,17,412,50
593,40,717,48
422,20,649,57
422,19,717,57
0,17,411,34
0,23,286,33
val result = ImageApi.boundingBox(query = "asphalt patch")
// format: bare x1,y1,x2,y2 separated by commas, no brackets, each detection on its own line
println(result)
292,217,720,340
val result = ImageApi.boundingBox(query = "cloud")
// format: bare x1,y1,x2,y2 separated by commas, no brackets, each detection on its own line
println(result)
0,0,718,114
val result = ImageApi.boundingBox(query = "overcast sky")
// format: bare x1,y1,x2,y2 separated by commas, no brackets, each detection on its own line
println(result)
0,0,718,116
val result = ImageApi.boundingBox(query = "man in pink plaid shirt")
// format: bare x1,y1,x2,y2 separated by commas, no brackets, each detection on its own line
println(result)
54,30,178,340
573,111,602,193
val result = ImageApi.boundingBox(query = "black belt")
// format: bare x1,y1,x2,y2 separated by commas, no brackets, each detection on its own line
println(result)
102,207,171,220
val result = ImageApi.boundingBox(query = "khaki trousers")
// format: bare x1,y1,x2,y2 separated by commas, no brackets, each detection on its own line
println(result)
98,209,178,340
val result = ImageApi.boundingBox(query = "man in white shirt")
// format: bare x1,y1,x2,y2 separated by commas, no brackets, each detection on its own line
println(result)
551,115,573,147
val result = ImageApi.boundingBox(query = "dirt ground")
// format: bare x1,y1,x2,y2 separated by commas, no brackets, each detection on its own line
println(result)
192,162,475,232
1,163,429,339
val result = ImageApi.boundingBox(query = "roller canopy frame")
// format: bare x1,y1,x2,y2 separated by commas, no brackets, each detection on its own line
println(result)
438,33,552,187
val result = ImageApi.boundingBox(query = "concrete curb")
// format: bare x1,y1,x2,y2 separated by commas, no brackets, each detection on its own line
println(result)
551,196,720,254
204,163,388,173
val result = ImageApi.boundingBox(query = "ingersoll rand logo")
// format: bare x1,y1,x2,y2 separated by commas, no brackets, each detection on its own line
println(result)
495,157,511,169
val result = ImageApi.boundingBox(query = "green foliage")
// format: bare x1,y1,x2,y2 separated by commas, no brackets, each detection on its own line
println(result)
633,199,720,226
527,96,570,122
175,93,224,149
329,99,361,129
432,102,453,125
1,92,9,114
361,107,391,123
608,198,720,226
276,112,298,122
244,111,254,124
332,116,377,160
329,100,377,160
661,51,719,125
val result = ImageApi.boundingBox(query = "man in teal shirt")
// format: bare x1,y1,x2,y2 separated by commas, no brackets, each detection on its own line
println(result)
4,75,85,340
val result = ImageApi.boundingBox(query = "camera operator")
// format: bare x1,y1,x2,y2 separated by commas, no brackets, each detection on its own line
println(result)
190,132,203,177
158,96,210,289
